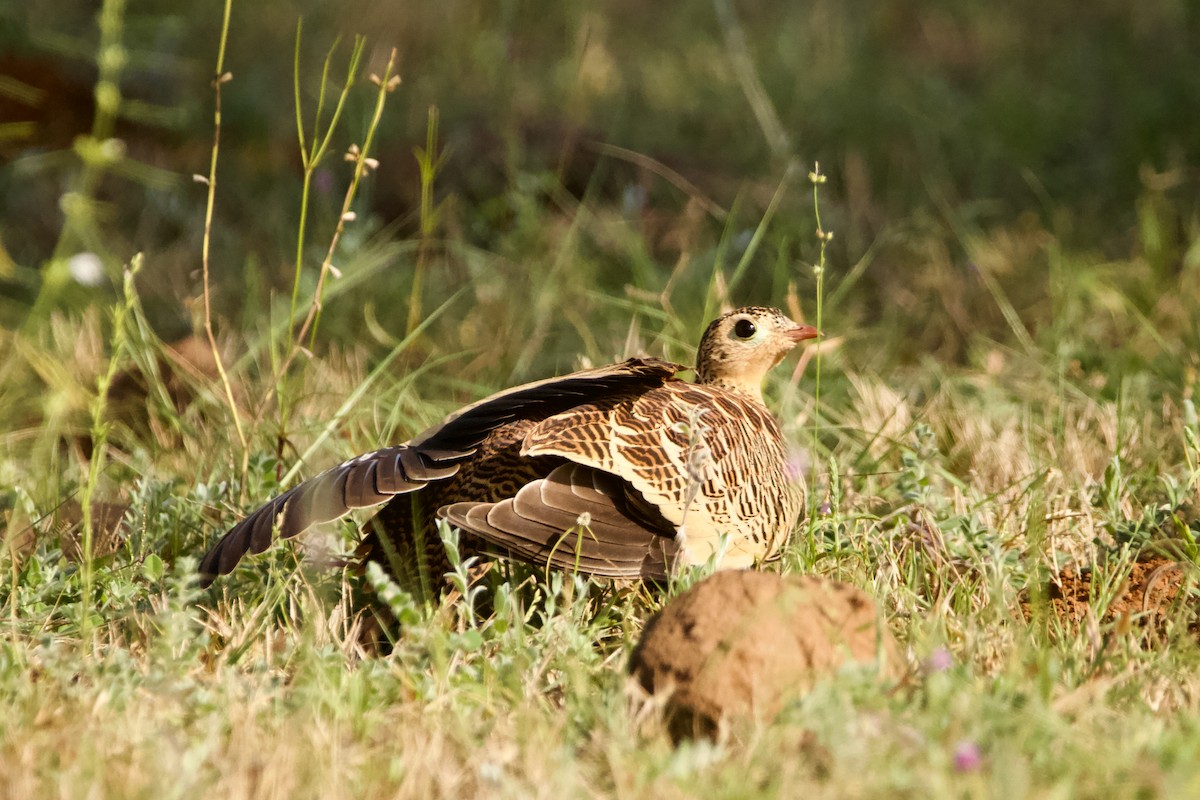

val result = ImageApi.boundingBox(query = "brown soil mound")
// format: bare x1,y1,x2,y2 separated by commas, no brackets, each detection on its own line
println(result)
629,571,901,740
1024,558,1197,635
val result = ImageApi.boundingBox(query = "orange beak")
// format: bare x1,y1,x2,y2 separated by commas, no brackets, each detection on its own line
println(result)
786,323,821,343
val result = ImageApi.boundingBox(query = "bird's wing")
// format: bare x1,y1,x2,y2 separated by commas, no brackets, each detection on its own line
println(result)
520,383,798,568
439,462,678,578
199,357,684,585
198,446,461,584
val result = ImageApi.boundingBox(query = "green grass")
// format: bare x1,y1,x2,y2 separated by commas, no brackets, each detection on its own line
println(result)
6,312,1200,797
4,0,1200,796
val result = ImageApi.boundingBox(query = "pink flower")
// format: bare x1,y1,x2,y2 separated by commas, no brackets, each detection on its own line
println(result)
953,741,982,772
925,647,953,673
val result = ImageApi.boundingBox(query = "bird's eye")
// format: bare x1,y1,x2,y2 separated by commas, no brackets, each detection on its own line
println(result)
733,318,757,339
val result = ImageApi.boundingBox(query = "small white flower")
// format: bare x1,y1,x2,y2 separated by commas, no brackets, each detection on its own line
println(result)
67,252,104,286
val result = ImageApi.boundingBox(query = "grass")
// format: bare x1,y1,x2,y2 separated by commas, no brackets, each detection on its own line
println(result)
4,0,1200,796
6,318,1200,797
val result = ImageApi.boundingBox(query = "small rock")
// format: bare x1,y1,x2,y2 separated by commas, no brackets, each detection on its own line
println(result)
630,570,901,739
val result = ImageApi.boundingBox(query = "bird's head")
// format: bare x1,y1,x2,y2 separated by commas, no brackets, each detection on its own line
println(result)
694,306,820,400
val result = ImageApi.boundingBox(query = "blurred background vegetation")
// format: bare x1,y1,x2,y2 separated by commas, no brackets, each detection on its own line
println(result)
4,0,1197,353
2,0,1200,515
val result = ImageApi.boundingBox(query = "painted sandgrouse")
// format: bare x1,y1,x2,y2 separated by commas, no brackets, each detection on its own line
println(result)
199,307,818,592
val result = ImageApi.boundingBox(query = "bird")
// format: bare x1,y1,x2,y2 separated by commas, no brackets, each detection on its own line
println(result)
198,306,819,596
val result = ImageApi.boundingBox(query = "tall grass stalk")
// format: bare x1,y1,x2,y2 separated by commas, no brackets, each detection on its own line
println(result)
702,159,799,328
274,42,396,381
270,31,368,464
285,26,366,350
808,162,830,529
408,106,445,336
299,46,399,350
79,256,142,645
727,159,801,292
199,0,249,485
271,43,396,472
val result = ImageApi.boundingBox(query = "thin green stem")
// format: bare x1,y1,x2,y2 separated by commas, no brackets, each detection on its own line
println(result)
306,47,395,349
271,46,398,394
728,158,800,291
808,162,830,536
200,0,249,486
276,34,368,465
80,256,142,645
287,27,357,348
409,106,443,335
287,20,310,347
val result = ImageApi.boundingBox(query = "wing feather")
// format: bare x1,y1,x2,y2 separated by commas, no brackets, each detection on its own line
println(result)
199,357,684,586
440,463,676,578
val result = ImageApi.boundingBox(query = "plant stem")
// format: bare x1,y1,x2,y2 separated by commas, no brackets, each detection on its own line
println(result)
80,256,142,645
200,0,250,489
808,162,830,533
274,33,368,470
297,48,397,355
408,106,442,336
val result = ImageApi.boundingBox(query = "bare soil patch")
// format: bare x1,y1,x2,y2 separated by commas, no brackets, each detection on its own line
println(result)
1024,557,1198,637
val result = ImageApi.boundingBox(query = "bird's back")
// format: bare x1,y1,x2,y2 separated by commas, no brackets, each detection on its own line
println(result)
521,380,801,569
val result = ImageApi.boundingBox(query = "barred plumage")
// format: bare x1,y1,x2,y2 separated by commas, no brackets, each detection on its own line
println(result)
198,307,819,590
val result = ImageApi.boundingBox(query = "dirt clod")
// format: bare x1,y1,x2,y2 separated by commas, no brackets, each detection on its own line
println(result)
630,571,901,739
